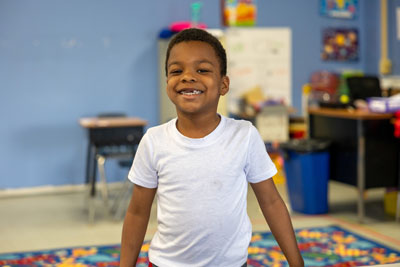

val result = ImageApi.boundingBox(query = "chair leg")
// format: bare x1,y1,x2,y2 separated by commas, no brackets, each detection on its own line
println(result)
111,178,133,220
88,196,95,224
97,155,110,219
86,145,98,224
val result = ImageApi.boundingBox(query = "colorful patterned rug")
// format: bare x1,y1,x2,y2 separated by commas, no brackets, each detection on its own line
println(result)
1,225,399,267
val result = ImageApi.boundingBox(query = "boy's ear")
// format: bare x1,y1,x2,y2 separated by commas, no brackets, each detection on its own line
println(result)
220,76,230,96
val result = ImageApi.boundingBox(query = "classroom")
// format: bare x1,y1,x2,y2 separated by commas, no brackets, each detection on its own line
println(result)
1,1,400,266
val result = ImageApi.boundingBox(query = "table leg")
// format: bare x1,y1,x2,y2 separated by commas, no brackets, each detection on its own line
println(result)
90,145,97,196
85,141,98,196
85,142,92,185
88,145,97,223
357,119,366,223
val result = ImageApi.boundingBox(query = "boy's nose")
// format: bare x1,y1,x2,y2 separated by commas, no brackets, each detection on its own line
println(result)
181,71,196,82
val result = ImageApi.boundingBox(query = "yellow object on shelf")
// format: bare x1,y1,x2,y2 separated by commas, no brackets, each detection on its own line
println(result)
302,83,312,94
242,86,265,106
271,153,286,185
384,190,398,217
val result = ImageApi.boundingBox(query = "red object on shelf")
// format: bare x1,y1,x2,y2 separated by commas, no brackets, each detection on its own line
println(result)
290,131,306,139
310,71,340,95
394,110,400,138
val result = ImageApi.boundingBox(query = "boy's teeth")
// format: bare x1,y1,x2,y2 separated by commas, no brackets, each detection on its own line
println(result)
181,90,202,95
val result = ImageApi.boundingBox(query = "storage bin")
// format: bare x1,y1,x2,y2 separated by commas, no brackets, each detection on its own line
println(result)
384,189,398,217
280,139,330,214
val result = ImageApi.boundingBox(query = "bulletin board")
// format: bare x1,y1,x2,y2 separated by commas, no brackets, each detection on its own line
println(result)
225,28,292,115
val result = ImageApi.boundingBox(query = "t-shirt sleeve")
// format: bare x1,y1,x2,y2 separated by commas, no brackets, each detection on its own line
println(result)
127,132,158,188
245,125,278,183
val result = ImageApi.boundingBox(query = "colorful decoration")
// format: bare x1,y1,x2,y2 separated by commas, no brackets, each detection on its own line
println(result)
0,226,399,266
320,0,358,19
222,0,257,27
321,28,359,61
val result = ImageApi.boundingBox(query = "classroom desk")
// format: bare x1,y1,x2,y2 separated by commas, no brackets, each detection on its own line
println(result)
308,107,398,223
79,117,147,221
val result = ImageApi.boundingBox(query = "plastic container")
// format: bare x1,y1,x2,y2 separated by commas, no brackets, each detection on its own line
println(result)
280,139,331,214
384,189,398,217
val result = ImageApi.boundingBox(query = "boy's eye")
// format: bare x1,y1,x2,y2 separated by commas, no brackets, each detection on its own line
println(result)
169,69,182,75
197,69,210,73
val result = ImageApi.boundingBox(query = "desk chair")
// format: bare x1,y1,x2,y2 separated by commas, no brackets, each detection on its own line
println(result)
95,146,135,220
89,113,138,222
110,160,134,220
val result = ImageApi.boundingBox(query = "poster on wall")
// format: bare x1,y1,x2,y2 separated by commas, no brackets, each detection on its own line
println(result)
320,0,358,19
321,28,359,61
225,28,291,115
222,0,257,26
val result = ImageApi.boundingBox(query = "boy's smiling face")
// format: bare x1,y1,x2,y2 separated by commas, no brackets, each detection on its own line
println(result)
166,41,229,118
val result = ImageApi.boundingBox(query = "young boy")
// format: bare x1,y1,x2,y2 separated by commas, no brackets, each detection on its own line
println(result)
121,28,304,267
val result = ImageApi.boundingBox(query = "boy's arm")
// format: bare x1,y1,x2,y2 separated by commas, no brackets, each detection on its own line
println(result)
250,179,304,267
120,184,157,267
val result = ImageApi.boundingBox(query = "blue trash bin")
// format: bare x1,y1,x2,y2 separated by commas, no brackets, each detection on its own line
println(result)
280,139,330,214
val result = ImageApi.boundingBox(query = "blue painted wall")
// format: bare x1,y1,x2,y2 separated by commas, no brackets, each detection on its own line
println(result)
0,0,399,189
388,0,400,75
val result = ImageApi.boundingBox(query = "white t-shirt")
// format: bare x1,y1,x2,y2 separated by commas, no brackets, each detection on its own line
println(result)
128,115,277,267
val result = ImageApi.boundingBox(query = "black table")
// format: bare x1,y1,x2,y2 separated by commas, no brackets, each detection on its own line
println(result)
308,107,398,223
79,117,147,222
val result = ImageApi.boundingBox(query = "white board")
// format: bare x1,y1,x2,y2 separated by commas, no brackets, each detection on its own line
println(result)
225,28,292,114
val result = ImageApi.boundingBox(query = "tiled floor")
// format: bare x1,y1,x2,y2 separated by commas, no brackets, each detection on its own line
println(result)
0,180,399,255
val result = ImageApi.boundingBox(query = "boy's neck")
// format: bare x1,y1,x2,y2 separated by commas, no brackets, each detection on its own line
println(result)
176,112,221,139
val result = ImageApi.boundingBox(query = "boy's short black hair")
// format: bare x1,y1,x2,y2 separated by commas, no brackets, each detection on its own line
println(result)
165,28,227,77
